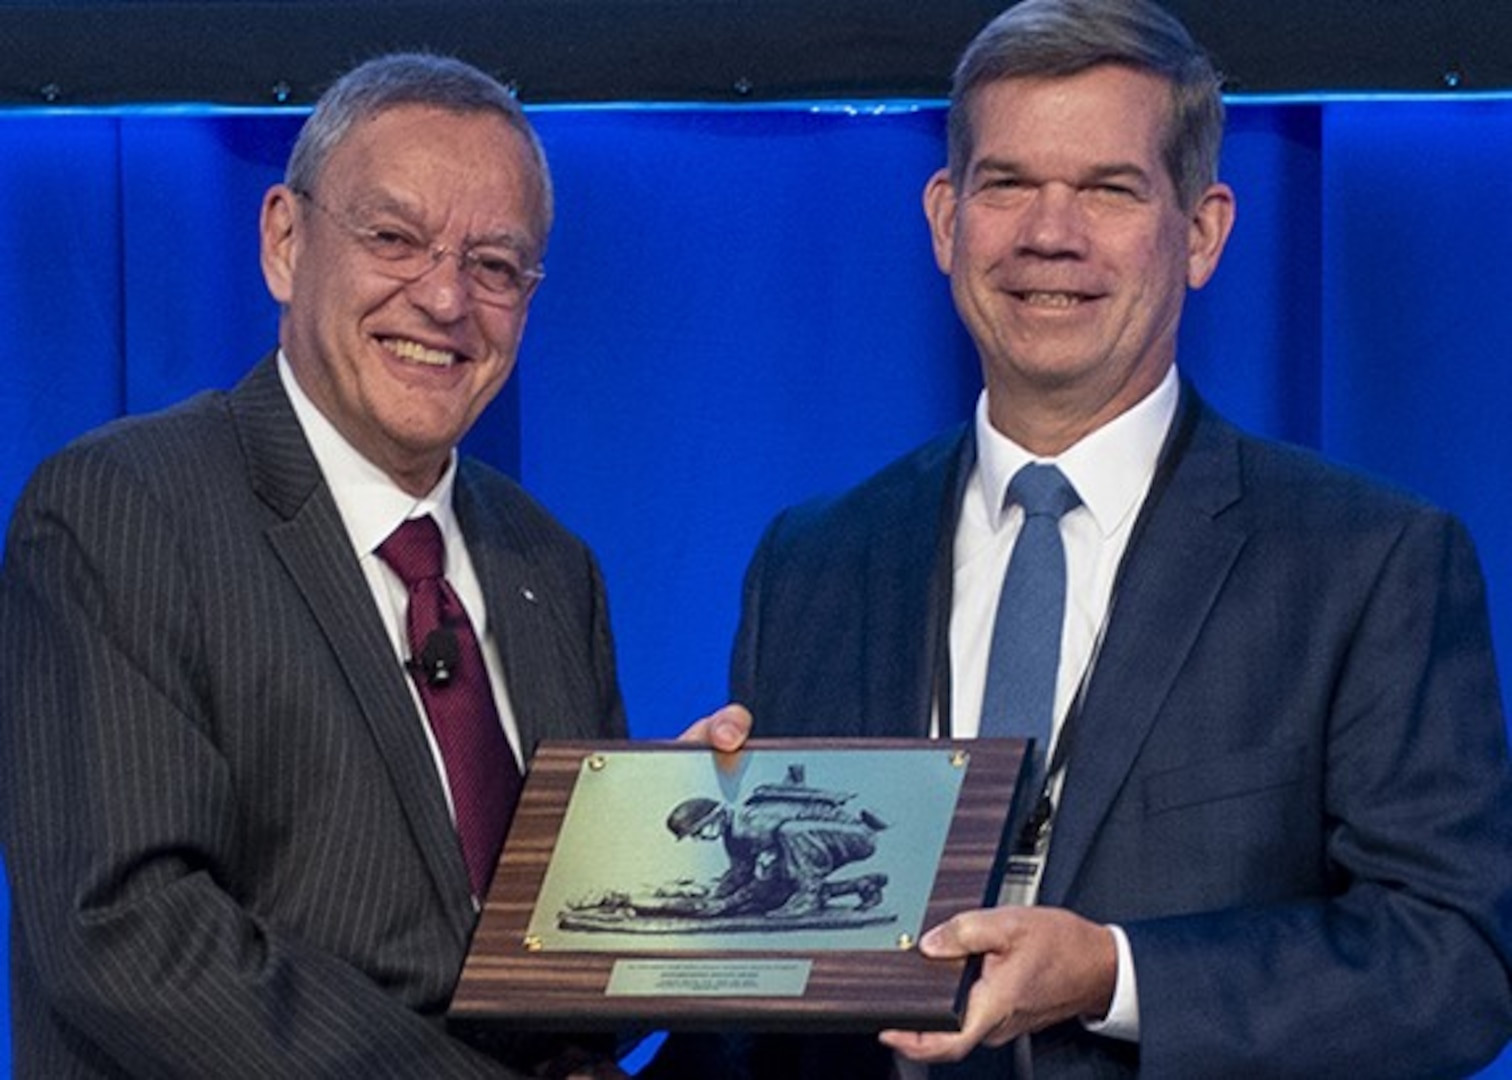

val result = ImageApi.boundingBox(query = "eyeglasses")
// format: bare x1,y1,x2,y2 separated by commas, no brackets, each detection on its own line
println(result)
293,189,544,308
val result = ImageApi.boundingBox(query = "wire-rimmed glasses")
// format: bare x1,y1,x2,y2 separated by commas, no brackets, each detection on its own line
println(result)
293,189,544,308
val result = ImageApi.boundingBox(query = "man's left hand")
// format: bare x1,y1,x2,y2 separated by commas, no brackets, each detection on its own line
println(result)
673,703,752,752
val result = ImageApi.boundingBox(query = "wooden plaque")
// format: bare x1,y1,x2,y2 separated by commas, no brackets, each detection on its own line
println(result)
449,737,1029,1033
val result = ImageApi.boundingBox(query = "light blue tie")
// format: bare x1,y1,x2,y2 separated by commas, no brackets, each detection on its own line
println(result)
979,464,1081,780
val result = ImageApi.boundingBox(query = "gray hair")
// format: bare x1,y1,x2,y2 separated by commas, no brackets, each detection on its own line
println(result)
285,53,554,240
947,0,1224,210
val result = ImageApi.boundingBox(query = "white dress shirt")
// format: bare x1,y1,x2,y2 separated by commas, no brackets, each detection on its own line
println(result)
944,366,1179,1045
277,353,526,821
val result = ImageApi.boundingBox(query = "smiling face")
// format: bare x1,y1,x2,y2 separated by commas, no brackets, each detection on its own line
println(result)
261,104,548,495
924,64,1234,454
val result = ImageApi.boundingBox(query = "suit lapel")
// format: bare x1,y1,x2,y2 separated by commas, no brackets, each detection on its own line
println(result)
453,464,622,760
862,427,972,738
228,357,477,943
1036,396,1247,905
451,471,554,756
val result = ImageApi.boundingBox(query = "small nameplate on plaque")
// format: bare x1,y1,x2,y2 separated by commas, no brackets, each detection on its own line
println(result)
606,958,812,998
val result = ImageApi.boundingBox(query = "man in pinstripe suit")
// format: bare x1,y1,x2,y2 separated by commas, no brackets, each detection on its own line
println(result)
0,54,671,1077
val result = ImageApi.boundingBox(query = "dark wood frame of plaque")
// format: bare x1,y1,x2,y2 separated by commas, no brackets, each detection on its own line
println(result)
449,737,1029,1034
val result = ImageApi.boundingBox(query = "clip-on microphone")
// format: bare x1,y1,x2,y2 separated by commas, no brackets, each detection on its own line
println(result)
409,627,460,687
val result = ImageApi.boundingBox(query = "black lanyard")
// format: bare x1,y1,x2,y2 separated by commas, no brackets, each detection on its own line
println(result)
1013,394,1200,855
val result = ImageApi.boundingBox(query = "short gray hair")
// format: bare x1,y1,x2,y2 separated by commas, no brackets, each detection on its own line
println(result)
947,0,1224,210
285,53,554,239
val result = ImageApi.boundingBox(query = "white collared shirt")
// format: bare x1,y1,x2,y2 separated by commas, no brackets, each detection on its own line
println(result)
944,366,1180,1046
949,368,1178,746
277,353,525,821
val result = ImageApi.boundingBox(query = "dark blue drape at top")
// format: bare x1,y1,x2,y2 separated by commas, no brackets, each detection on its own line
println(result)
1,99,1509,1077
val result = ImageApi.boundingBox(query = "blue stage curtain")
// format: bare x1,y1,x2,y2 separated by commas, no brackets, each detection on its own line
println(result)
1,98,1509,1076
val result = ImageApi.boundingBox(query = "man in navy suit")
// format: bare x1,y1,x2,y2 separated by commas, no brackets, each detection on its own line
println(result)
0,53,755,1078
654,1,1512,1076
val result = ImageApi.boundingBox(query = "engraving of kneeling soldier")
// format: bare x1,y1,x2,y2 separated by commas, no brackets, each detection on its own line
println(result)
666,765,889,919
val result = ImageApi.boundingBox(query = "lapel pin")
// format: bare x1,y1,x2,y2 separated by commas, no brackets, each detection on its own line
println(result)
520,586,538,603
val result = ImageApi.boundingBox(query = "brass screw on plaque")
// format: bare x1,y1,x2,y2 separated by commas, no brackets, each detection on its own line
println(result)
950,750,970,768
523,935,543,951
897,933,915,950
588,754,607,772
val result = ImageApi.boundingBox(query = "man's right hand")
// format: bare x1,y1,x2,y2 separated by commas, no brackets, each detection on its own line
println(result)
879,906,1118,1063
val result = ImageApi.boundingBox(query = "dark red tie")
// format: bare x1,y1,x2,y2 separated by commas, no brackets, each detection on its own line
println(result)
378,515,520,900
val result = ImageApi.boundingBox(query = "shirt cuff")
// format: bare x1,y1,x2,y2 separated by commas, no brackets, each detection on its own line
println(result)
1081,923,1139,1042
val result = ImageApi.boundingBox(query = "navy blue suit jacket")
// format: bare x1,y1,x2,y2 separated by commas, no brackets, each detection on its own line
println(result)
723,389,1512,1077
0,357,628,1077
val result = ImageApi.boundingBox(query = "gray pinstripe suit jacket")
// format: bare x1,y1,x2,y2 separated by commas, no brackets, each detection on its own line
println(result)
0,355,628,1077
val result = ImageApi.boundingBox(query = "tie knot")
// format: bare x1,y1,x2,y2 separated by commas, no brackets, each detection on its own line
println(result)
1007,463,1080,521
378,515,446,587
